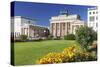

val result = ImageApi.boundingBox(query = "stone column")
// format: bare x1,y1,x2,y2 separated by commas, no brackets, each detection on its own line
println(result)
27,27,29,37
62,23,64,36
52,23,53,36
52,23,54,37
61,23,64,36
70,24,72,34
63,23,65,36
73,25,75,34
59,23,60,37
61,23,63,37
60,23,62,37
56,23,58,37
53,23,56,37
23,28,25,35
59,22,61,37
65,23,67,35
55,23,57,37
72,25,74,34
67,23,68,35
69,23,71,33
50,23,52,35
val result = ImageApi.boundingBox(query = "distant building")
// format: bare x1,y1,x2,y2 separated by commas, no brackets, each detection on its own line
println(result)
88,7,98,32
11,16,49,39
50,10,85,38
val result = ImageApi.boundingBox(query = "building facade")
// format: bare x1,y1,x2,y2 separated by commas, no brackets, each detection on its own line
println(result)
11,16,49,39
88,7,98,32
50,11,85,38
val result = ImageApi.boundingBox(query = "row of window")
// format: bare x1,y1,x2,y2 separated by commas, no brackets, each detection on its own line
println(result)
89,11,98,15
89,23,98,27
89,16,98,21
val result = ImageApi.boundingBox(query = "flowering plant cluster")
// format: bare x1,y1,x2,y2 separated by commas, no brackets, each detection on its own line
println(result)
37,46,77,64
36,45,97,64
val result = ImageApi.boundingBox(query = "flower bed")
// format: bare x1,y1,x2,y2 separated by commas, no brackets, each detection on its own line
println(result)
36,45,97,64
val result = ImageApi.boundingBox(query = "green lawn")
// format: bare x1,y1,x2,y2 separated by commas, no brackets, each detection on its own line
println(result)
13,40,81,66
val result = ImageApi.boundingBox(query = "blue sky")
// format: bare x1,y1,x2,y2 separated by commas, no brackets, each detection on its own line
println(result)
11,1,96,27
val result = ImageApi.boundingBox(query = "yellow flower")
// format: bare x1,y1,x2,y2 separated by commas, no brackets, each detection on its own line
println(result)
37,46,78,64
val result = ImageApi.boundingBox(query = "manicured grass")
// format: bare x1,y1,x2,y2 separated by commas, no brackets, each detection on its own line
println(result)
13,40,81,65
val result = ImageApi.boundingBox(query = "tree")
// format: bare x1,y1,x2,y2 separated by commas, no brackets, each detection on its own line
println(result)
75,26,97,51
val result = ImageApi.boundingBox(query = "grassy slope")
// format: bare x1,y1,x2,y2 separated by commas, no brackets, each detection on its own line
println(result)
14,40,81,65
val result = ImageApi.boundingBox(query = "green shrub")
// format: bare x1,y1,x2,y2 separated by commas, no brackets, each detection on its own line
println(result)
20,35,28,41
53,36,61,40
88,41,97,52
75,51,97,61
33,38,43,41
64,34,75,40
93,32,97,40
48,35,53,40
75,26,97,51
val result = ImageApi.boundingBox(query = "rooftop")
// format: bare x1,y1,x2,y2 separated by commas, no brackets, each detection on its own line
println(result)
11,16,37,21
88,7,98,11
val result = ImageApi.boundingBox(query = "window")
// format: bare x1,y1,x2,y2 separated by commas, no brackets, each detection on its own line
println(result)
93,12,95,14
89,16,95,21
96,16,98,20
89,23,93,27
96,12,98,14
96,23,98,27
89,12,91,15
